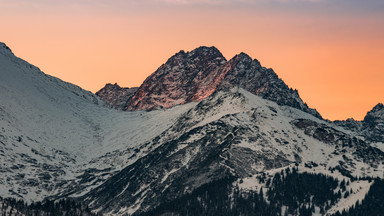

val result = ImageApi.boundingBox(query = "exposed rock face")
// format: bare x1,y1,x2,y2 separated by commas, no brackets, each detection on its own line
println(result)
364,103,384,126
83,89,384,215
334,118,363,132
293,118,384,163
96,83,138,110
97,46,321,118
334,103,384,142
217,53,321,118
126,46,227,111
2,42,384,216
83,90,292,215
363,103,384,142
0,42,14,56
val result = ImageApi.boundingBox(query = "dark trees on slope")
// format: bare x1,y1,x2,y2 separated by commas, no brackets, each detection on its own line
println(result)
0,197,98,216
137,169,363,216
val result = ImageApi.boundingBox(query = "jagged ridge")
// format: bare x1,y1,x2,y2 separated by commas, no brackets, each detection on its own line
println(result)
83,89,384,215
334,103,384,143
96,83,138,110
97,46,321,118
1,42,384,216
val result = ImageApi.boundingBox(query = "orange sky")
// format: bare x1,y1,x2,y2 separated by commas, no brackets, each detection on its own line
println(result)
1,0,383,120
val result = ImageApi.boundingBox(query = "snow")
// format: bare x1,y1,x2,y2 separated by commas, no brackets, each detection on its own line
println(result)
192,91,246,128
238,175,264,192
0,44,194,201
327,180,372,215
1,43,383,215
371,142,384,152
161,168,179,183
238,165,374,216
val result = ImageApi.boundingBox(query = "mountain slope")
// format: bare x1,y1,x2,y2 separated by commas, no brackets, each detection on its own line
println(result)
83,88,384,215
0,42,194,201
1,42,383,216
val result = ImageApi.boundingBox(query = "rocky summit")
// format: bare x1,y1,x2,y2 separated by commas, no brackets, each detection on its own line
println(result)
334,103,384,143
96,83,138,110
97,46,321,118
126,46,228,111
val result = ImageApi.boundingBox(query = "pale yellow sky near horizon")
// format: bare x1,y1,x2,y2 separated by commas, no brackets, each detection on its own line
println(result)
1,0,383,120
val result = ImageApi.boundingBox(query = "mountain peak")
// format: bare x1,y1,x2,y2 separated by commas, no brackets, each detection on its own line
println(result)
105,83,127,89
361,103,384,142
370,103,384,112
229,52,262,70
190,45,221,54
126,46,228,110
364,103,384,123
335,103,384,142
187,46,226,62
235,52,251,60
161,46,226,73
0,42,15,56
96,83,138,110
173,46,223,59
97,46,321,118
103,83,120,88
365,103,384,119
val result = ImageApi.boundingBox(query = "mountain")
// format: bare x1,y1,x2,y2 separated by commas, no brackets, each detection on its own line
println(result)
334,103,384,143
0,42,193,202
96,83,138,110
1,43,383,216
362,103,384,142
126,46,227,111
97,46,321,118
83,88,384,215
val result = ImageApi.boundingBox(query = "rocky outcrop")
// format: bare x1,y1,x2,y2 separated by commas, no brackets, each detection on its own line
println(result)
363,103,384,142
217,52,321,118
334,103,384,142
126,46,227,111
96,83,138,110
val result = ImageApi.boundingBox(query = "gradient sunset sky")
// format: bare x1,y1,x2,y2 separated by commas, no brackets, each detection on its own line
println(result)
1,0,383,120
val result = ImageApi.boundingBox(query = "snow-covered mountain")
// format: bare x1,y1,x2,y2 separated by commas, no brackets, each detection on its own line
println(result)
84,88,384,215
1,43,383,216
0,42,194,202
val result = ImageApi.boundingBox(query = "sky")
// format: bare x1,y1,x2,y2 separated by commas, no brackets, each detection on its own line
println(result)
1,0,383,120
